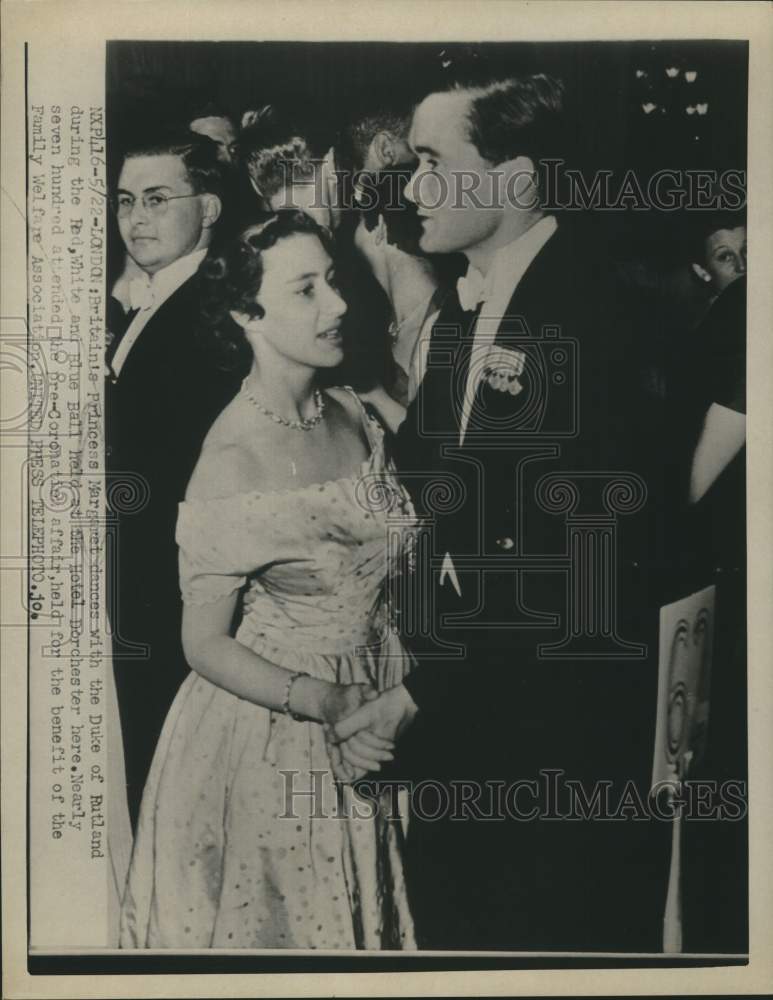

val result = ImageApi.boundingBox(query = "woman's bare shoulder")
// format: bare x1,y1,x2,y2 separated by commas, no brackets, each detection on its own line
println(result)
186,397,266,502
186,443,258,502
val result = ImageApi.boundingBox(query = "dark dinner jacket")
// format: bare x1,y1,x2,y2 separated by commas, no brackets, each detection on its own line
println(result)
391,221,671,951
106,272,241,828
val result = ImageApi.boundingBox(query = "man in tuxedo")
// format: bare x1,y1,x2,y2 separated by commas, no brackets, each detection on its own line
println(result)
334,75,670,950
107,130,241,827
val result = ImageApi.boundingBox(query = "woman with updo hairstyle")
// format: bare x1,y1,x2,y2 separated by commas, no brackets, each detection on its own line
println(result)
120,210,417,950
239,104,341,230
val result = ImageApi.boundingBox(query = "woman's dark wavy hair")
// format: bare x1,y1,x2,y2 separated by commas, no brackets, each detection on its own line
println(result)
199,209,335,371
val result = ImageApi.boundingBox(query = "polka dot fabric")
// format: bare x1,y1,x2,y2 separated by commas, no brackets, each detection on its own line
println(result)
119,392,417,949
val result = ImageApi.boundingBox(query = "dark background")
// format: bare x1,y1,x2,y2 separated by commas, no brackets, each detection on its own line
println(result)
106,39,748,226
106,40,748,388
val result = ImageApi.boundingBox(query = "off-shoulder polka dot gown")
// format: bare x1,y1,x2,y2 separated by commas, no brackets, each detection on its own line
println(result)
119,398,417,949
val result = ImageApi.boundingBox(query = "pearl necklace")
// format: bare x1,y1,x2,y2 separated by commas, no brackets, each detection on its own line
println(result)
241,376,326,432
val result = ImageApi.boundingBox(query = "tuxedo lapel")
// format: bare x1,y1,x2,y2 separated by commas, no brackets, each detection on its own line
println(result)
422,294,479,432
117,274,199,384
499,222,570,330
393,290,478,496
465,226,571,437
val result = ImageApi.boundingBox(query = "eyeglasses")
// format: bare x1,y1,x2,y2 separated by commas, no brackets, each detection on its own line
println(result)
109,191,200,218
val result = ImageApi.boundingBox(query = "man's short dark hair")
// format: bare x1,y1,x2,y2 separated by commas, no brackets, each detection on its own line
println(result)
339,105,413,174
119,128,226,200
450,73,565,178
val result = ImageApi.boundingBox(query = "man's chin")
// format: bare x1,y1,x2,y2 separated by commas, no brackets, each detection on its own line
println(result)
128,245,154,259
419,224,455,256
419,231,441,254
128,249,161,271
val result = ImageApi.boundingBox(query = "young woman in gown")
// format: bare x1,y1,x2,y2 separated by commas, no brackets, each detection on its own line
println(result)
119,210,416,949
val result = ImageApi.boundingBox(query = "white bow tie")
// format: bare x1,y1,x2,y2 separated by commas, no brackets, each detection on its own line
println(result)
456,267,487,313
128,276,154,312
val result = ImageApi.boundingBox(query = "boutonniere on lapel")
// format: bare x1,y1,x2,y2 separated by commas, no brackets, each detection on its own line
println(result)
479,347,527,396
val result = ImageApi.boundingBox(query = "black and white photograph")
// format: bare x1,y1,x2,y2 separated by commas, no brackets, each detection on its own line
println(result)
104,35,751,956
2,1,772,996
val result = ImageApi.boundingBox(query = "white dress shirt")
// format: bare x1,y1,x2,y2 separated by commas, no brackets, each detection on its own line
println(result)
457,215,557,445
439,215,557,595
111,248,208,377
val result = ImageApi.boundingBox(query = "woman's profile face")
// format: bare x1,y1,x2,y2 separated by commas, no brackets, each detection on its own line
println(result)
247,233,347,369
694,226,747,294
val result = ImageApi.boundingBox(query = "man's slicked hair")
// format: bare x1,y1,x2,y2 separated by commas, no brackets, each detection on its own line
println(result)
120,127,226,200
451,73,565,175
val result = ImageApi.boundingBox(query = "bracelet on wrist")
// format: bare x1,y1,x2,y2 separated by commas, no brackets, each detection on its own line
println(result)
281,670,311,722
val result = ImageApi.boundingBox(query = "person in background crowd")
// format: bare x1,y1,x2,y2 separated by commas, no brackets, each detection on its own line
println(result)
239,103,341,230
112,102,241,311
106,129,241,831
341,104,415,176
337,103,458,429
684,211,747,504
688,211,747,304
674,210,747,954
351,166,444,428
119,211,417,949
188,100,239,167
669,211,747,510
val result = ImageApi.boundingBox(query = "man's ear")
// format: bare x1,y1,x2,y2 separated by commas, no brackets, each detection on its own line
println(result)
691,262,712,284
501,155,539,210
373,131,397,168
201,192,222,229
